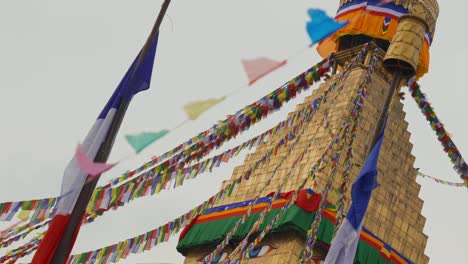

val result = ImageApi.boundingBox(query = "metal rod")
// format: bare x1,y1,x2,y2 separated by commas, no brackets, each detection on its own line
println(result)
367,71,401,155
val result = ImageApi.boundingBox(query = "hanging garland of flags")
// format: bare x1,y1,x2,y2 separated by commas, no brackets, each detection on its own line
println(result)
0,220,50,249
231,49,378,260
203,46,370,263
109,57,332,187
0,57,334,262
232,105,347,262
0,232,44,263
226,46,374,262
0,197,58,223
0,63,334,263
202,75,332,263
0,8,347,225
407,78,468,187
225,95,332,262
0,57,332,225
121,6,349,152
300,49,379,263
417,171,466,187
1,186,224,263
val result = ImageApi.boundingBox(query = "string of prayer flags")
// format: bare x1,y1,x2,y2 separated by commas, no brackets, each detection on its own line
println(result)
0,220,25,238
104,56,332,187
241,57,287,85
125,130,169,154
0,61,316,226
72,78,336,263
1,70,360,263
6,181,233,262
0,232,44,263
205,46,370,263
76,144,117,178
0,57,332,225
306,9,349,44
301,50,379,262
65,183,231,264
417,171,466,187
408,78,468,187
0,54,346,262
0,58,330,229
85,99,321,222
183,96,226,120
331,48,379,234
0,219,50,248
77,80,336,227
0,197,58,224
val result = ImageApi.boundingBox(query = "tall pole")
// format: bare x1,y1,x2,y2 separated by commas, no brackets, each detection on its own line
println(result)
49,1,171,263
367,71,401,153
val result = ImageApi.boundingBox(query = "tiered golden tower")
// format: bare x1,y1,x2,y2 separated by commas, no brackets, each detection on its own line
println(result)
181,1,439,263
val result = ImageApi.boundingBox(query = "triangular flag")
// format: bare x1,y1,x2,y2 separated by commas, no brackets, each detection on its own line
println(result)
306,9,349,44
183,97,226,120
125,130,169,154
76,144,116,178
241,58,287,85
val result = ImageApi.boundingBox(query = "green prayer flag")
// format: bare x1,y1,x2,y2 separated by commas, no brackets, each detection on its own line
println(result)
125,130,170,154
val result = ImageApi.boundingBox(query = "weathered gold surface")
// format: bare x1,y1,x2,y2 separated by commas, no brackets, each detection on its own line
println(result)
408,0,438,34
384,15,428,76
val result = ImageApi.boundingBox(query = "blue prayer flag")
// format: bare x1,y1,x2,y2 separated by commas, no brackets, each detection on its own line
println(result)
306,9,348,44
324,120,386,264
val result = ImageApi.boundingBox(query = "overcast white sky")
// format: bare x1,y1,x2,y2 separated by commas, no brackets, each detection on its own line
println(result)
0,1,467,263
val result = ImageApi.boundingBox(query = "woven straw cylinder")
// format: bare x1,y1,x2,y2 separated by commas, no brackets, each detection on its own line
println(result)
383,15,428,77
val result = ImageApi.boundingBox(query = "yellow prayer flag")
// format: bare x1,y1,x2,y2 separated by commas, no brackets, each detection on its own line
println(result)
183,97,226,120
18,210,31,221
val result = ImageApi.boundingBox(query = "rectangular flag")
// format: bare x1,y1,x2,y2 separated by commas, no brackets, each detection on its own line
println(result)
32,33,160,264
324,122,386,264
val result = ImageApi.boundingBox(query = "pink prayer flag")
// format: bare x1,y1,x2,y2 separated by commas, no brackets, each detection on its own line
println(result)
241,57,287,85
76,144,116,179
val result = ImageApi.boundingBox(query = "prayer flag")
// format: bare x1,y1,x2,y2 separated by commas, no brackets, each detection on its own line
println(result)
324,122,386,264
306,9,348,44
32,32,160,264
241,57,287,85
183,97,226,120
76,144,116,177
125,130,169,153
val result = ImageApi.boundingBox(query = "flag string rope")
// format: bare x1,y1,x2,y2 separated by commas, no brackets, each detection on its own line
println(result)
0,57,331,224
0,60,332,260
0,46,364,264
107,59,331,188
332,50,395,237
417,171,466,187
407,79,468,187
227,94,347,263
212,74,332,263
0,0,418,224
0,56,332,263
300,49,379,263
0,88,344,264
206,46,370,263
226,46,373,262
235,49,379,264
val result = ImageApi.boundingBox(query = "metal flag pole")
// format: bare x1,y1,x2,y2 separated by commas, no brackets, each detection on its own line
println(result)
49,1,171,263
